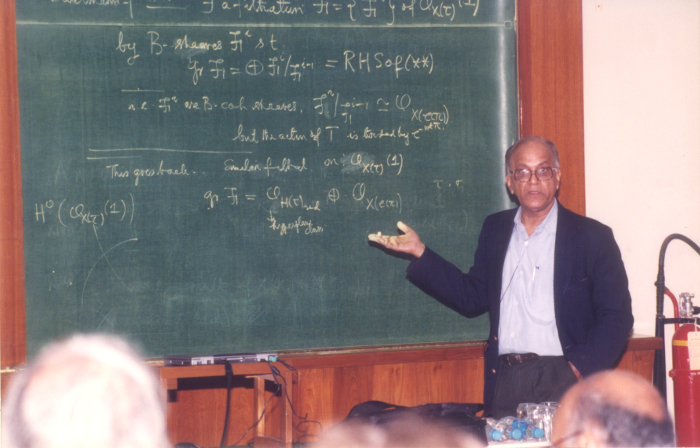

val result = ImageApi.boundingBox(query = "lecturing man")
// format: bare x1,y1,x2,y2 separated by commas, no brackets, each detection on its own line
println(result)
369,136,633,418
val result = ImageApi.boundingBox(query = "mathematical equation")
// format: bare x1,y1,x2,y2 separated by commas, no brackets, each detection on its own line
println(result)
51,0,482,25
134,92,446,124
23,0,510,242
32,181,407,238
34,194,134,228
202,182,402,214
117,29,435,83
33,170,468,238
121,89,449,149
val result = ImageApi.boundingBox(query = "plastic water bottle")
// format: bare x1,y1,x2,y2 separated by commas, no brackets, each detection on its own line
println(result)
497,417,524,440
486,416,528,441
511,418,530,431
525,425,546,440
505,426,524,440
484,418,503,442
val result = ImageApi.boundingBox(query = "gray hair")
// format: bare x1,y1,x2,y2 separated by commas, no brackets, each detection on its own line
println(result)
564,393,675,447
504,136,560,174
2,334,170,448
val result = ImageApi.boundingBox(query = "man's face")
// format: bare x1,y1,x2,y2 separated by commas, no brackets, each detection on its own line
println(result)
505,140,561,216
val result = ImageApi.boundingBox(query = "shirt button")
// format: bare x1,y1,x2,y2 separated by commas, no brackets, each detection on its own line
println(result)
492,369,496,374
510,332,515,337
514,301,518,306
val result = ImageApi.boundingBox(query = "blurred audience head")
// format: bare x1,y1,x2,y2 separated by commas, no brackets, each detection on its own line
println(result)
551,369,674,447
2,333,169,448
315,414,485,448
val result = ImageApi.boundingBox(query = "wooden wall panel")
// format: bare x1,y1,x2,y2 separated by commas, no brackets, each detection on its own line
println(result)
616,351,656,383
166,376,285,446
613,338,662,383
283,345,488,445
0,0,26,368
372,360,484,407
294,367,336,440
518,0,586,215
333,366,375,418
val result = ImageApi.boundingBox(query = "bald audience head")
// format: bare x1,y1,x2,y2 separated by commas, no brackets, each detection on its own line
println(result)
551,370,674,447
2,334,170,448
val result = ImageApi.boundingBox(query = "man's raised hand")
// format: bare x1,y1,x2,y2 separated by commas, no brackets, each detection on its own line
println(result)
368,221,425,259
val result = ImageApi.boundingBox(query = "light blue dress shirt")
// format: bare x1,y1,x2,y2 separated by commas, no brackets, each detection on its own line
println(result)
498,201,563,356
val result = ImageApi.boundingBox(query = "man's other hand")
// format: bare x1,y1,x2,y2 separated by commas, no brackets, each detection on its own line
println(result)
569,361,583,381
368,221,426,259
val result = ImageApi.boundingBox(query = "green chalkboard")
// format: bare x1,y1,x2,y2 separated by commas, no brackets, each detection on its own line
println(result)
16,0,517,358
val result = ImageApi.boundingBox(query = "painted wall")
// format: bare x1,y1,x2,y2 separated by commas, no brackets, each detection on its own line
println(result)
582,0,700,415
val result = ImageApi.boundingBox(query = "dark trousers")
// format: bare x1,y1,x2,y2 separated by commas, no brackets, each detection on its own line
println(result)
488,355,578,419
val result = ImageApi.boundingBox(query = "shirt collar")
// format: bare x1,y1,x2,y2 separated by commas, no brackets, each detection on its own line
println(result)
513,200,559,236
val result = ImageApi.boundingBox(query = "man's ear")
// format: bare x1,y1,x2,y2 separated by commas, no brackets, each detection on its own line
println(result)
505,174,514,195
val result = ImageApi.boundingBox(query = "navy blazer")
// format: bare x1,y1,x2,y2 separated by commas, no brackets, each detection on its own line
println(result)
406,202,633,410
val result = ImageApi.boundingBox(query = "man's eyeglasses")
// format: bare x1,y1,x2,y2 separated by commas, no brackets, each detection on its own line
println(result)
508,167,558,182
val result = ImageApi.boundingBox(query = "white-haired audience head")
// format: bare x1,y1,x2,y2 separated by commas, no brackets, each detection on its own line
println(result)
2,333,170,448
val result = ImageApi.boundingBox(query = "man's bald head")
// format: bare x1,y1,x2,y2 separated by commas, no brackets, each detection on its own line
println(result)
552,370,674,447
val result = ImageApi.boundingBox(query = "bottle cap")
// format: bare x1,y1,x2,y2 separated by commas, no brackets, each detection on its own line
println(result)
490,429,503,441
513,419,529,430
510,428,523,440
531,427,544,439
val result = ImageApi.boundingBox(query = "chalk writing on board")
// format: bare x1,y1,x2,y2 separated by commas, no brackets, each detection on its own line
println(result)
103,161,191,186
123,93,440,120
122,33,436,82
433,179,465,189
34,195,135,228
267,212,324,236
34,7,462,243
50,0,482,23
17,0,516,356
121,89,449,149
267,186,322,211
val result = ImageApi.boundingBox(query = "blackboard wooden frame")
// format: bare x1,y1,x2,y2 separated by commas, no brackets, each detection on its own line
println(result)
0,0,585,369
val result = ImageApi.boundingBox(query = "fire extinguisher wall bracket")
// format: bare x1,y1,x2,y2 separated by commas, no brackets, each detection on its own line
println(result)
652,234,700,401
651,234,700,447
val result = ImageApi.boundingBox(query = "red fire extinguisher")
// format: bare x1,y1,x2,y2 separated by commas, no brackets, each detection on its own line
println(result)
669,292,700,447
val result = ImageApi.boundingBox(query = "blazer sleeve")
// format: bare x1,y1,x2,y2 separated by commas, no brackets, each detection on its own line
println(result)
405,217,496,317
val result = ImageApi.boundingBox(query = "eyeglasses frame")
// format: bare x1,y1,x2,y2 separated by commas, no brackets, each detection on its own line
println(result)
507,167,559,182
